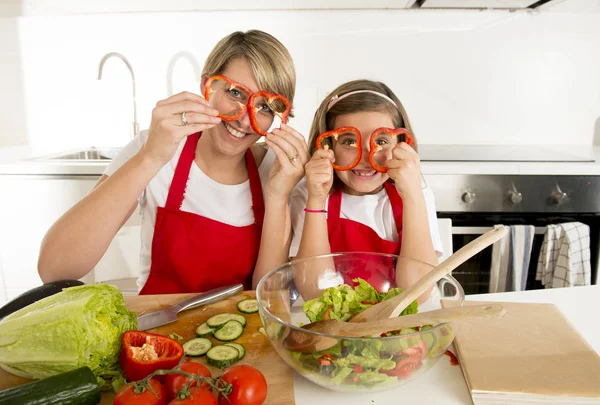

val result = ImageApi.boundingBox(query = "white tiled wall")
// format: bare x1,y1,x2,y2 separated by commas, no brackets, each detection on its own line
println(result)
4,9,600,154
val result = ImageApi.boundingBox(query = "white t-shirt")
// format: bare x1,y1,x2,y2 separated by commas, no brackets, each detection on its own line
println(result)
289,179,444,258
103,130,275,290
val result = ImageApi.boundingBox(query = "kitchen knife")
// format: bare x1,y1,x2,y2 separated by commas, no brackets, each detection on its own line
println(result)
136,284,243,331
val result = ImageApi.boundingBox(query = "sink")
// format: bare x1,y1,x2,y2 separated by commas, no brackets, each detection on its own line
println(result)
30,147,122,162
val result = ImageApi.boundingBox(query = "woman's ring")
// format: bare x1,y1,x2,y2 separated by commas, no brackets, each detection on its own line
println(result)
181,111,188,126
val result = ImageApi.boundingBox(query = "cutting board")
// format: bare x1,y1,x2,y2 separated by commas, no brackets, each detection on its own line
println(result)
445,300,600,404
0,291,295,405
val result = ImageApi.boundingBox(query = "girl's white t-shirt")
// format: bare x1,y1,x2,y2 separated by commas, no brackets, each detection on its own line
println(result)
103,130,275,290
289,179,444,258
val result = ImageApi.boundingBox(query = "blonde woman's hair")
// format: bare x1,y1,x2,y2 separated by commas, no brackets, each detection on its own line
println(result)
307,80,416,154
202,30,296,117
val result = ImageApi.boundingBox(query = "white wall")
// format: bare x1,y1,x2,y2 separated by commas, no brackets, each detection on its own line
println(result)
12,9,600,155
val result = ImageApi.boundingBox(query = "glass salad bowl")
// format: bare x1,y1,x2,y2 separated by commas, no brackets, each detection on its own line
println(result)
256,252,464,392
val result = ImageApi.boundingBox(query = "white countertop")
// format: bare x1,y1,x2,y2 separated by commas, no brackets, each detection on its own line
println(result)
1,145,600,176
293,285,600,404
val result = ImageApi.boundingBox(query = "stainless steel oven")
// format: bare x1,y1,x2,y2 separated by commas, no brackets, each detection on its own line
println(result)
425,174,600,295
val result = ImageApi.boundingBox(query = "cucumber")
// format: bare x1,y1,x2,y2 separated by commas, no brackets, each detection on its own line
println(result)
206,345,240,368
258,326,266,336
0,366,100,405
237,299,259,314
206,313,234,329
229,313,247,327
183,337,213,357
224,342,246,360
196,322,215,337
213,320,244,342
206,313,246,329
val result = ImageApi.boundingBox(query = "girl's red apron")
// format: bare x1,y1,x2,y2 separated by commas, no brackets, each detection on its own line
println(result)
327,181,403,291
140,132,264,294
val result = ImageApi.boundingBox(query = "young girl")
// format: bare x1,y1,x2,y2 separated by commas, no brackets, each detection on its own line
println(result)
39,30,308,293
290,80,443,298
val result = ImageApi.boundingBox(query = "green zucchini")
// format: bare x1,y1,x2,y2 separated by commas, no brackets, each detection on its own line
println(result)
0,366,100,405
206,345,240,368
237,299,259,314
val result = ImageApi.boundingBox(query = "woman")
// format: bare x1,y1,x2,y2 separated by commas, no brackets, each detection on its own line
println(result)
38,30,308,293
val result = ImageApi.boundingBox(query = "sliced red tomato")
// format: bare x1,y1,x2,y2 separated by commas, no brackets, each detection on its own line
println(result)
166,360,212,400
401,340,428,360
114,378,167,405
445,349,459,366
353,364,363,373
168,387,217,405
218,365,267,405
381,356,422,380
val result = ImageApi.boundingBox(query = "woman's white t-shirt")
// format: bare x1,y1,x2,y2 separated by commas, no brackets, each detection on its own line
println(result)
103,131,275,290
289,179,444,258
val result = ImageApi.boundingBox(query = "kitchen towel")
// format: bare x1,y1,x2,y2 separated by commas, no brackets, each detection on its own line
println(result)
489,225,535,293
536,222,591,288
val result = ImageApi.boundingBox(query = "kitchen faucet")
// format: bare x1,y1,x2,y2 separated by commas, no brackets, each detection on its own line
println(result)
97,52,139,139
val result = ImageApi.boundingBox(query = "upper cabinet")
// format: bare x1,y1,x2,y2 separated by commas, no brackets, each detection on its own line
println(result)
6,0,597,16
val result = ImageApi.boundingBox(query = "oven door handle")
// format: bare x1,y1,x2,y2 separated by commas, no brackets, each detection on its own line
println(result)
452,226,546,235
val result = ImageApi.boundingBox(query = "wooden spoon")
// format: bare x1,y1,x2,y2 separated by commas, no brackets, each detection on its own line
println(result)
350,225,508,323
284,303,505,353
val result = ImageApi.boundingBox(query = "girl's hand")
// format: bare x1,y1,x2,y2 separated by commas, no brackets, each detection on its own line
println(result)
305,148,335,205
265,124,309,201
142,91,221,164
386,142,423,198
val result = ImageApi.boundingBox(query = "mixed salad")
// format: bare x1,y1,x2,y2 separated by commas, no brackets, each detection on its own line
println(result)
290,279,453,389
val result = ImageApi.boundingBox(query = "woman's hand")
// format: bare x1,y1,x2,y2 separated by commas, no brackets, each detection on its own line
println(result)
264,124,310,201
386,142,423,198
142,91,221,164
305,148,335,206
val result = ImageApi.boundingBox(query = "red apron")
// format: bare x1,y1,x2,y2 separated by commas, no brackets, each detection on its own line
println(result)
140,132,264,294
327,181,403,291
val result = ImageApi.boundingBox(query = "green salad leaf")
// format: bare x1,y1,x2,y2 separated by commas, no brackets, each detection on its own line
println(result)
0,284,137,389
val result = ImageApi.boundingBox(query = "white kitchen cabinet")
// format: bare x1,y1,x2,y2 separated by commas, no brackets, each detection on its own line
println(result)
0,174,141,305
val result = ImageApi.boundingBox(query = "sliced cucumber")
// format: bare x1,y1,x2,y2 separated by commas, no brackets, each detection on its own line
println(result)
258,326,266,336
183,337,212,357
229,313,247,327
196,322,215,337
206,313,235,329
206,345,240,368
224,342,246,360
213,320,244,342
237,299,259,314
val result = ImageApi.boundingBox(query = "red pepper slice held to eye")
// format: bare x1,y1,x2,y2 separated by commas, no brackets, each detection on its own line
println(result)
368,127,414,173
204,75,250,121
248,91,292,136
315,126,362,171
120,330,184,382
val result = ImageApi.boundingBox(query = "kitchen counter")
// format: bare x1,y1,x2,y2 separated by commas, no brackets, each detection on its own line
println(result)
1,145,600,176
295,285,600,404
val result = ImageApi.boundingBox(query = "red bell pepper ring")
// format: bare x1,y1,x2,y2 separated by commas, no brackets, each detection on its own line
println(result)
315,126,362,171
368,127,414,173
204,75,251,121
120,330,184,382
248,91,291,136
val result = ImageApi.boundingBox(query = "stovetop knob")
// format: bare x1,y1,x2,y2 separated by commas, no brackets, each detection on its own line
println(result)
551,191,568,205
507,190,523,205
462,190,476,204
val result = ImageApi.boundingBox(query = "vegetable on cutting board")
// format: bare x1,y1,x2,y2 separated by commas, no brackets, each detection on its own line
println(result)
237,299,259,314
0,366,100,405
183,337,213,357
120,330,185,382
0,284,137,390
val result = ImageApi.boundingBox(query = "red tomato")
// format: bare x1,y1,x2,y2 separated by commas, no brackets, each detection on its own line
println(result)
218,365,267,405
168,387,217,405
381,356,422,380
401,340,428,360
114,378,167,405
166,360,212,400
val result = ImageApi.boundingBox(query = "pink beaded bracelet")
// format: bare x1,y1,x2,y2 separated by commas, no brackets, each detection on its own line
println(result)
304,208,327,213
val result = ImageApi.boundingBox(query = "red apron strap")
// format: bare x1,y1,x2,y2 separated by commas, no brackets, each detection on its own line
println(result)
384,181,403,234
246,149,265,228
165,132,200,211
327,181,343,232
